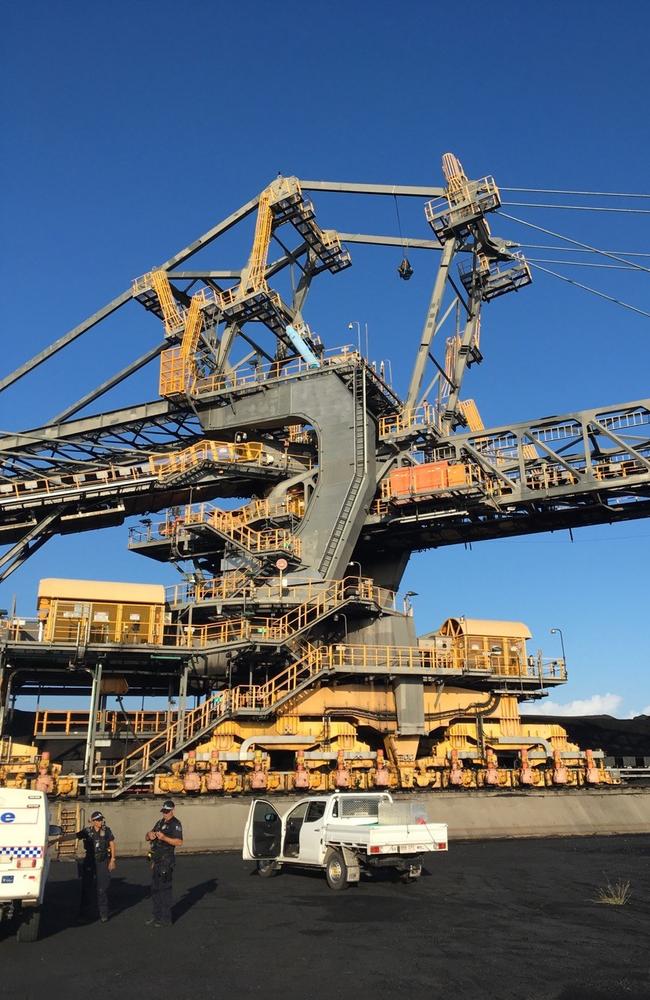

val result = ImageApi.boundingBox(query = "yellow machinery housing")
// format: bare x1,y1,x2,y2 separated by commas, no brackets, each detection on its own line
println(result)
37,578,165,646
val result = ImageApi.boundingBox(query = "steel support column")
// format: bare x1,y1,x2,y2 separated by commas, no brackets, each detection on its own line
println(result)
441,292,482,432
0,664,10,741
406,238,457,410
84,664,103,797
176,664,190,748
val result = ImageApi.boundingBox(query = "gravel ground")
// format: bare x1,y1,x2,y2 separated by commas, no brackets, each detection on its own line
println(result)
1,835,649,1000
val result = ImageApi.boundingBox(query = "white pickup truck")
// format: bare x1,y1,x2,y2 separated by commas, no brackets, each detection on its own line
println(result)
0,788,62,942
243,792,448,890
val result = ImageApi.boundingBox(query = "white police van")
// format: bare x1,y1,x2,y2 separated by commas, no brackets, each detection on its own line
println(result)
0,788,61,942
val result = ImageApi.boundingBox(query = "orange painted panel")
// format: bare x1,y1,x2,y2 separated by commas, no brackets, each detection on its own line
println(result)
389,467,413,496
447,463,470,487
412,461,448,493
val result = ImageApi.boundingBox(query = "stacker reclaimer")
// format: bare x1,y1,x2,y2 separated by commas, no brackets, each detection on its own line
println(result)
1,155,649,798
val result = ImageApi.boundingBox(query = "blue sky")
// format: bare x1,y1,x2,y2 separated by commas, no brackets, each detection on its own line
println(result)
2,1,649,716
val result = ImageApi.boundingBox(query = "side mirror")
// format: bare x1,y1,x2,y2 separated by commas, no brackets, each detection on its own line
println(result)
48,824,63,838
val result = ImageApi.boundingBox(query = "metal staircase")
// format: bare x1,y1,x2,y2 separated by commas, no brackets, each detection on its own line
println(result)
93,642,328,797
319,367,368,576
193,576,384,649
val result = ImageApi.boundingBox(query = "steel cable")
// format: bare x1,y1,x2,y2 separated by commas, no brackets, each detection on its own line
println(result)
528,262,650,320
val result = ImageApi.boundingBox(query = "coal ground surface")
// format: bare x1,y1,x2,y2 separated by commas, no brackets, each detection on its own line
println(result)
1,836,649,1000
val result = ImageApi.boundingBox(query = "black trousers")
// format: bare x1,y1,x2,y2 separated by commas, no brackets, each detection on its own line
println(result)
151,861,174,925
80,860,111,919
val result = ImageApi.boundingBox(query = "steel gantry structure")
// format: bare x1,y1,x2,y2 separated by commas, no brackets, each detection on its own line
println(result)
1,154,649,797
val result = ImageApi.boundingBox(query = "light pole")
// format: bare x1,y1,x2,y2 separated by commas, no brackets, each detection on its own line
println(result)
347,321,361,354
550,628,567,669
348,560,362,581
403,590,418,615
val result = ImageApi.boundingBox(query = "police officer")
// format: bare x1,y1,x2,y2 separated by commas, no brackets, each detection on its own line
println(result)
145,799,183,927
76,810,116,923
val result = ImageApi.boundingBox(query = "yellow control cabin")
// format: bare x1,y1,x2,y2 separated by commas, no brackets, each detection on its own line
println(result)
37,578,166,645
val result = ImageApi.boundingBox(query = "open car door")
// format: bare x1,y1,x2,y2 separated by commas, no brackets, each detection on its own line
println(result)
242,799,282,861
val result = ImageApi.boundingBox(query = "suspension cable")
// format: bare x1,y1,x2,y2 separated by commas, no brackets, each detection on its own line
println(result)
497,211,650,276
519,244,650,257
393,193,408,253
501,187,650,199
527,258,640,270
503,202,650,215
528,262,650,320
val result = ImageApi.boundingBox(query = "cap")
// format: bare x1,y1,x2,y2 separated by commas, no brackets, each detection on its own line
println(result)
90,811,104,822
160,800,175,813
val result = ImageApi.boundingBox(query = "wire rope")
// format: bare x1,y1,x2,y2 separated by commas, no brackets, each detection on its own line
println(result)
528,261,650,320
501,187,650,199
503,202,650,215
497,211,650,276
527,259,640,270
519,244,650,257
393,193,408,254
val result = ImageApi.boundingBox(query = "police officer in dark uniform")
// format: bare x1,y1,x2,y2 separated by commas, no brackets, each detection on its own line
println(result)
145,800,183,927
76,810,116,923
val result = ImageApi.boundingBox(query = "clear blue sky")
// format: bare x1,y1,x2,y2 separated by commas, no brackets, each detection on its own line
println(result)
2,1,649,716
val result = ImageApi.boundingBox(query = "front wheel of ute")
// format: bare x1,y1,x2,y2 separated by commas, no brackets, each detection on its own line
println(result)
325,850,349,891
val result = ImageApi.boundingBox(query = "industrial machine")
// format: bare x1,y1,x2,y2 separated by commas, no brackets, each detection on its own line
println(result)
0,155,648,798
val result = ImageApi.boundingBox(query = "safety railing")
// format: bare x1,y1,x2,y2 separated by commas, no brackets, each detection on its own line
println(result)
0,618,41,642
249,577,380,642
0,435,271,505
159,346,194,396
178,576,386,649
93,641,566,789
379,404,439,438
181,503,301,556
33,710,174,737
147,439,264,481
183,496,303,528
230,644,324,710
0,612,191,649
0,461,156,503
166,571,252,607
95,689,257,785
132,495,304,549
190,346,357,399
318,644,566,681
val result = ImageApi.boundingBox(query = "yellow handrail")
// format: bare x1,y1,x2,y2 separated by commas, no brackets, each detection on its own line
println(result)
149,269,184,335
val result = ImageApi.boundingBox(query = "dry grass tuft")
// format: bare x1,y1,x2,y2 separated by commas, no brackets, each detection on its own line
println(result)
593,879,631,906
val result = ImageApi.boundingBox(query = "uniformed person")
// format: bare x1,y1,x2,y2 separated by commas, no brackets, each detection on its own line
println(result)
145,799,183,927
76,810,116,923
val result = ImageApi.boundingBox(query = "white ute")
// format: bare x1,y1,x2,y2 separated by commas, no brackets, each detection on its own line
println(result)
243,792,448,890
0,788,61,942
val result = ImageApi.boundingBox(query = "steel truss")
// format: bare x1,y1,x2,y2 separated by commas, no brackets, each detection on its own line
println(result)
1,163,649,584
366,400,650,554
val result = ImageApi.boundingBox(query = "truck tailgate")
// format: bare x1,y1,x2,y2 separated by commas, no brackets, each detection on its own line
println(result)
324,821,448,854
